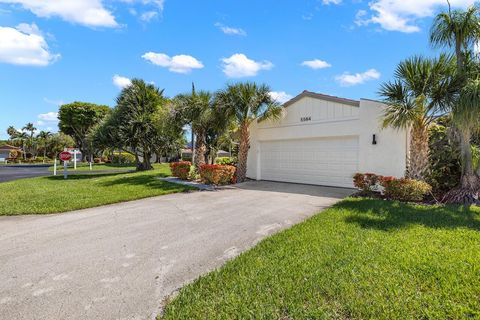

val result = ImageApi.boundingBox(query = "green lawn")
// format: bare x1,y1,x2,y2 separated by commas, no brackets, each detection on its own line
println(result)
48,162,138,172
0,164,192,215
161,198,480,319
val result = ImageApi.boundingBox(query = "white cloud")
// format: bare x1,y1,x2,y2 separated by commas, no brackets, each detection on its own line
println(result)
38,112,58,122
269,91,293,104
335,69,381,86
142,52,204,73
112,74,132,89
301,59,331,70
215,23,246,36
0,0,118,27
0,23,59,66
357,0,475,33
221,53,273,78
140,11,158,22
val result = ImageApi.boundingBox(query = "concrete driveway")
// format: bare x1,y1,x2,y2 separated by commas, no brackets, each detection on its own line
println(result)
0,181,353,320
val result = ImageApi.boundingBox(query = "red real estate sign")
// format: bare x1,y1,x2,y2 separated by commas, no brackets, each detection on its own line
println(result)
59,151,72,162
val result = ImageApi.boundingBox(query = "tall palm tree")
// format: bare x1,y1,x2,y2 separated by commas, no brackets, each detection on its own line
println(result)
430,3,480,199
15,132,28,160
379,54,458,181
216,82,282,182
22,122,37,158
37,131,52,162
175,85,225,169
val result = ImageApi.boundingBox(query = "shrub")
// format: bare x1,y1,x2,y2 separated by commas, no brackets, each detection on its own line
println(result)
381,178,432,202
428,120,461,195
170,161,191,180
112,152,135,164
353,173,380,193
199,164,236,185
215,157,236,166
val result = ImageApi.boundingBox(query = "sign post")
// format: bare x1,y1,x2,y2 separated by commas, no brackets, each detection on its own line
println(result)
59,151,72,180
73,150,77,170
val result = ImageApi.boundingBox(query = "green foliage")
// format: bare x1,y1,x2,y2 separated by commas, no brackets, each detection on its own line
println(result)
0,164,191,215
428,119,462,194
162,198,480,319
215,82,282,182
46,133,75,158
58,101,111,159
215,157,236,166
112,152,135,164
380,54,457,129
93,79,179,171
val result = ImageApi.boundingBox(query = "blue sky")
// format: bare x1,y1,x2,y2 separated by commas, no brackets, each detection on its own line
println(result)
0,0,475,139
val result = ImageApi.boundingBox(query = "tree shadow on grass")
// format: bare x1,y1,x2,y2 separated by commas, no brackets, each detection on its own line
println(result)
339,198,480,232
98,172,192,191
45,172,128,181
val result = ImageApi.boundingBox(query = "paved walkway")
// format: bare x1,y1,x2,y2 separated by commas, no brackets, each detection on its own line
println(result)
0,181,353,320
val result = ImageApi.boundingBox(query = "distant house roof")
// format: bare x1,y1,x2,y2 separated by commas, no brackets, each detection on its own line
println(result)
0,144,21,151
283,90,360,108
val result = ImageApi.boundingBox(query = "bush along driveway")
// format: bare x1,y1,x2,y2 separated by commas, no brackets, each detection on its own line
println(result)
0,164,193,215
161,198,480,319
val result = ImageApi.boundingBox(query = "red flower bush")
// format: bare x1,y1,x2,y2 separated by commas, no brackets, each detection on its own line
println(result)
170,161,191,180
199,164,236,185
353,173,380,193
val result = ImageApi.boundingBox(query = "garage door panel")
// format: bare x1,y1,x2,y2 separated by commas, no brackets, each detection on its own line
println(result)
260,136,359,188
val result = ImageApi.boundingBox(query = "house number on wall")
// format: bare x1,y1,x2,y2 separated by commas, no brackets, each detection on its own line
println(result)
300,116,312,122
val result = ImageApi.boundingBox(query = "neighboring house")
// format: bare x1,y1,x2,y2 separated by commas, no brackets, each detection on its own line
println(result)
0,144,21,162
247,91,408,188
181,149,230,161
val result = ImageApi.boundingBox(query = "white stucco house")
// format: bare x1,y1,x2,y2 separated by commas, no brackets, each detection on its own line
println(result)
246,91,408,188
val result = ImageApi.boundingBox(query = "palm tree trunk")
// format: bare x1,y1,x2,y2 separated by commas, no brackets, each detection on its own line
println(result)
459,128,478,189
236,122,250,183
194,131,207,169
406,123,430,181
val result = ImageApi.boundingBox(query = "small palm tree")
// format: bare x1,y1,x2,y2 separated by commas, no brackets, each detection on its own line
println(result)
379,54,458,181
37,131,52,162
216,82,282,182
22,122,37,158
430,3,480,201
175,85,227,169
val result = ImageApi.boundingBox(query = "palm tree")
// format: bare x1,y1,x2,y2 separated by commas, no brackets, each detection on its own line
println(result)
430,3,480,200
15,132,28,160
175,85,226,169
37,131,52,162
216,82,282,182
379,54,458,181
22,122,37,158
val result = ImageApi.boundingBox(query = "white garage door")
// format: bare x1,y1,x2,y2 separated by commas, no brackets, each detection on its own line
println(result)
260,136,359,188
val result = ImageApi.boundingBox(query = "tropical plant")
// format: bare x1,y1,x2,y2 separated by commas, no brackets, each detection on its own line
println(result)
58,101,111,161
430,3,480,203
93,79,166,171
174,85,228,169
215,82,282,182
379,54,457,181
37,130,52,163
46,133,75,159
